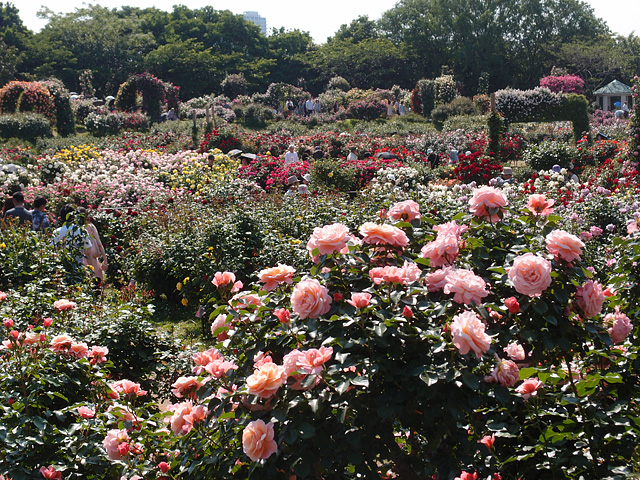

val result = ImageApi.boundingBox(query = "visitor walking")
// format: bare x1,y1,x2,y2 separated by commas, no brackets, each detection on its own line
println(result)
3,191,32,226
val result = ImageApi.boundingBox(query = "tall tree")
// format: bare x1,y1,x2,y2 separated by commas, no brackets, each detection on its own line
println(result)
0,2,32,85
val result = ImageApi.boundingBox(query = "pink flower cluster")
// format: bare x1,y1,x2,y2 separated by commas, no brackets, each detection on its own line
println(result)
443,268,489,305
192,347,237,378
604,306,633,344
450,311,492,359
469,186,507,222
421,221,467,267
169,400,208,435
369,261,421,285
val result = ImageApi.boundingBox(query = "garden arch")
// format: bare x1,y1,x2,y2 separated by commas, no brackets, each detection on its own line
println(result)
115,73,180,122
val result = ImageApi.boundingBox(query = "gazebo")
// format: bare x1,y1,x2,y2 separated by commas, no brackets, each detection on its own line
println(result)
594,80,633,112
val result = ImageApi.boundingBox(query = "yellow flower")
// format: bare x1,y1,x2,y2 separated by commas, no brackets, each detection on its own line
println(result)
183,277,190,283
0,243,5,248
176,282,183,291
291,239,301,245
181,298,189,306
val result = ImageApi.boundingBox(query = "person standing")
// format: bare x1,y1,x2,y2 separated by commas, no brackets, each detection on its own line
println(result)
53,204,92,267
305,98,314,117
284,145,299,165
347,148,357,161
31,196,50,231
314,99,321,115
3,191,32,226
77,207,108,282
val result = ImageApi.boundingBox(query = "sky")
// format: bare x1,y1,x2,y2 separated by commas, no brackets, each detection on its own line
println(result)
14,0,640,45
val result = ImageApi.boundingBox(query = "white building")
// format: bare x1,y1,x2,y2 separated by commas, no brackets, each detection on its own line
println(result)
243,11,267,35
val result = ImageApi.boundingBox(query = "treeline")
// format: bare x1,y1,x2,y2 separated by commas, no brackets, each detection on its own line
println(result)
1,0,639,100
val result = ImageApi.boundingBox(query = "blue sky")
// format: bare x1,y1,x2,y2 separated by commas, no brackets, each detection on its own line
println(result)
15,0,639,45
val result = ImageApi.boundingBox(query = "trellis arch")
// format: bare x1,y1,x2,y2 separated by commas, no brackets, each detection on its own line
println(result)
115,73,180,122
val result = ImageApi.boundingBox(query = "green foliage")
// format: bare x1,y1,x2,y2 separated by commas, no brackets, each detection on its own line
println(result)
522,140,579,171
487,111,504,155
221,73,248,99
431,97,479,129
327,76,351,92
0,113,51,141
312,159,357,192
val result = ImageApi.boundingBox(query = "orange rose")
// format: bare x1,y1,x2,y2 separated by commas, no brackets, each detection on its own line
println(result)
246,362,287,398
242,419,277,461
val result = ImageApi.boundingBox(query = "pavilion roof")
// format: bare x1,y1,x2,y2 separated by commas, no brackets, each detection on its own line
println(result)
594,80,633,95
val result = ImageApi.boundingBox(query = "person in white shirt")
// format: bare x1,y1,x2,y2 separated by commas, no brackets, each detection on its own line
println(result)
284,145,299,165
347,148,357,161
305,99,314,117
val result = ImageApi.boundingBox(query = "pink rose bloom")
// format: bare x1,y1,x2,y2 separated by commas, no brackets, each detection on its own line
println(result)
444,268,489,305
88,345,109,364
516,378,543,400
2,318,12,328
479,434,495,449
43,317,53,327
306,223,351,260
246,362,287,398
627,219,639,234
172,376,203,399
53,299,76,312
0,291,6,301
110,379,147,398
70,341,89,358
370,261,421,285
258,264,296,292
22,331,40,346
210,314,230,341
425,266,454,292
455,472,478,480
347,292,372,309
508,253,552,297
211,271,236,287
526,194,554,216
433,220,468,238
484,359,520,387
230,292,263,310
204,356,237,379
169,400,195,435
503,342,525,361
504,296,520,313
273,308,291,323
387,200,421,221
421,234,459,267
545,230,584,262
39,466,62,480
50,334,73,353
184,403,208,425
605,306,633,344
77,405,96,418
576,280,605,318
297,346,333,375
193,348,224,374
450,311,492,359
253,351,273,368
469,186,507,222
290,279,332,319
282,349,306,376
103,428,130,460
359,222,409,248
242,419,277,462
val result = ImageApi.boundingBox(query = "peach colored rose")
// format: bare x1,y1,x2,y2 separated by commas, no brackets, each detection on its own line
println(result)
184,403,208,426
306,223,351,260
50,334,73,353
70,341,89,358
193,348,224,373
526,194,554,216
282,349,306,376
425,266,454,292
627,219,639,234
0,291,6,301
421,234,460,267
576,280,605,318
369,261,421,285
230,292,263,310
433,220,468,238
545,230,584,262
246,362,287,398
605,306,633,344
479,434,495,449
88,345,109,364
297,346,333,375
211,271,236,287
347,292,372,309
290,279,332,319
242,419,277,462
444,268,489,305
171,376,203,399
484,359,520,387
253,351,273,368
450,311,492,359
39,466,62,480
103,428,130,460
508,253,552,297
273,308,291,323
77,406,96,418
469,186,507,222
169,400,195,435
515,378,543,400
110,379,147,398
53,299,76,312
204,356,237,379
22,331,40,346
359,222,409,248
258,264,296,292
503,342,525,361
210,314,230,341
387,200,421,221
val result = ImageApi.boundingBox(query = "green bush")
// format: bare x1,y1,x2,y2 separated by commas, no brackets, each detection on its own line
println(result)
442,114,488,133
0,113,51,141
431,97,479,129
522,140,579,171
313,159,358,192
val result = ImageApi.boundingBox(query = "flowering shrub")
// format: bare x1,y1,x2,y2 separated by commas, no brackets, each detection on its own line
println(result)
540,74,585,94
452,150,502,184
0,113,51,141
495,87,562,123
345,98,386,120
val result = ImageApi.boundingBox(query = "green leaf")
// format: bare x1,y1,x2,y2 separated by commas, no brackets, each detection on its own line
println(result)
419,372,439,386
461,373,480,390
297,422,316,439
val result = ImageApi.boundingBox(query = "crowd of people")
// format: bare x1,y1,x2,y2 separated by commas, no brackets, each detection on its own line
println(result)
2,192,108,283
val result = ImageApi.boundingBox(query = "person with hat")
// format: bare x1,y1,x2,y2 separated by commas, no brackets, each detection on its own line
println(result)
284,145,299,165
552,165,562,174
427,148,439,169
285,175,300,197
299,174,311,194
496,166,515,187
313,146,325,160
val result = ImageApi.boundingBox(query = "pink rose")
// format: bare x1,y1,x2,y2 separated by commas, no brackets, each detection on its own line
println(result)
39,466,62,480
258,264,296,292
605,306,633,344
508,253,552,297
455,472,478,480
479,434,495,449
158,461,170,473
103,428,130,460
2,318,12,328
503,342,525,361
369,261,421,285
627,219,639,234
576,280,605,318
469,186,507,222
306,223,351,260
273,308,291,323
43,317,53,327
450,311,492,359
387,200,421,221
0,291,6,301
282,349,306,376
296,346,333,375
290,279,332,319
347,292,372,309
526,194,554,216
110,379,147,398
70,341,89,358
210,314,230,341
444,268,489,305
246,362,287,398
359,222,409,248
504,296,520,313
421,234,459,267
169,401,196,435
425,266,454,292
484,359,520,387
230,292,263,310
77,405,96,418
171,376,203,399
515,378,543,400
88,345,109,364
53,299,76,312
212,271,243,292
545,230,584,262
50,334,73,353
242,419,277,462
193,348,224,374
204,356,237,379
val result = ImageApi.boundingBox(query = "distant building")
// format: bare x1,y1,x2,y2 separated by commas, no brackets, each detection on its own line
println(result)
594,80,633,112
243,11,267,35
